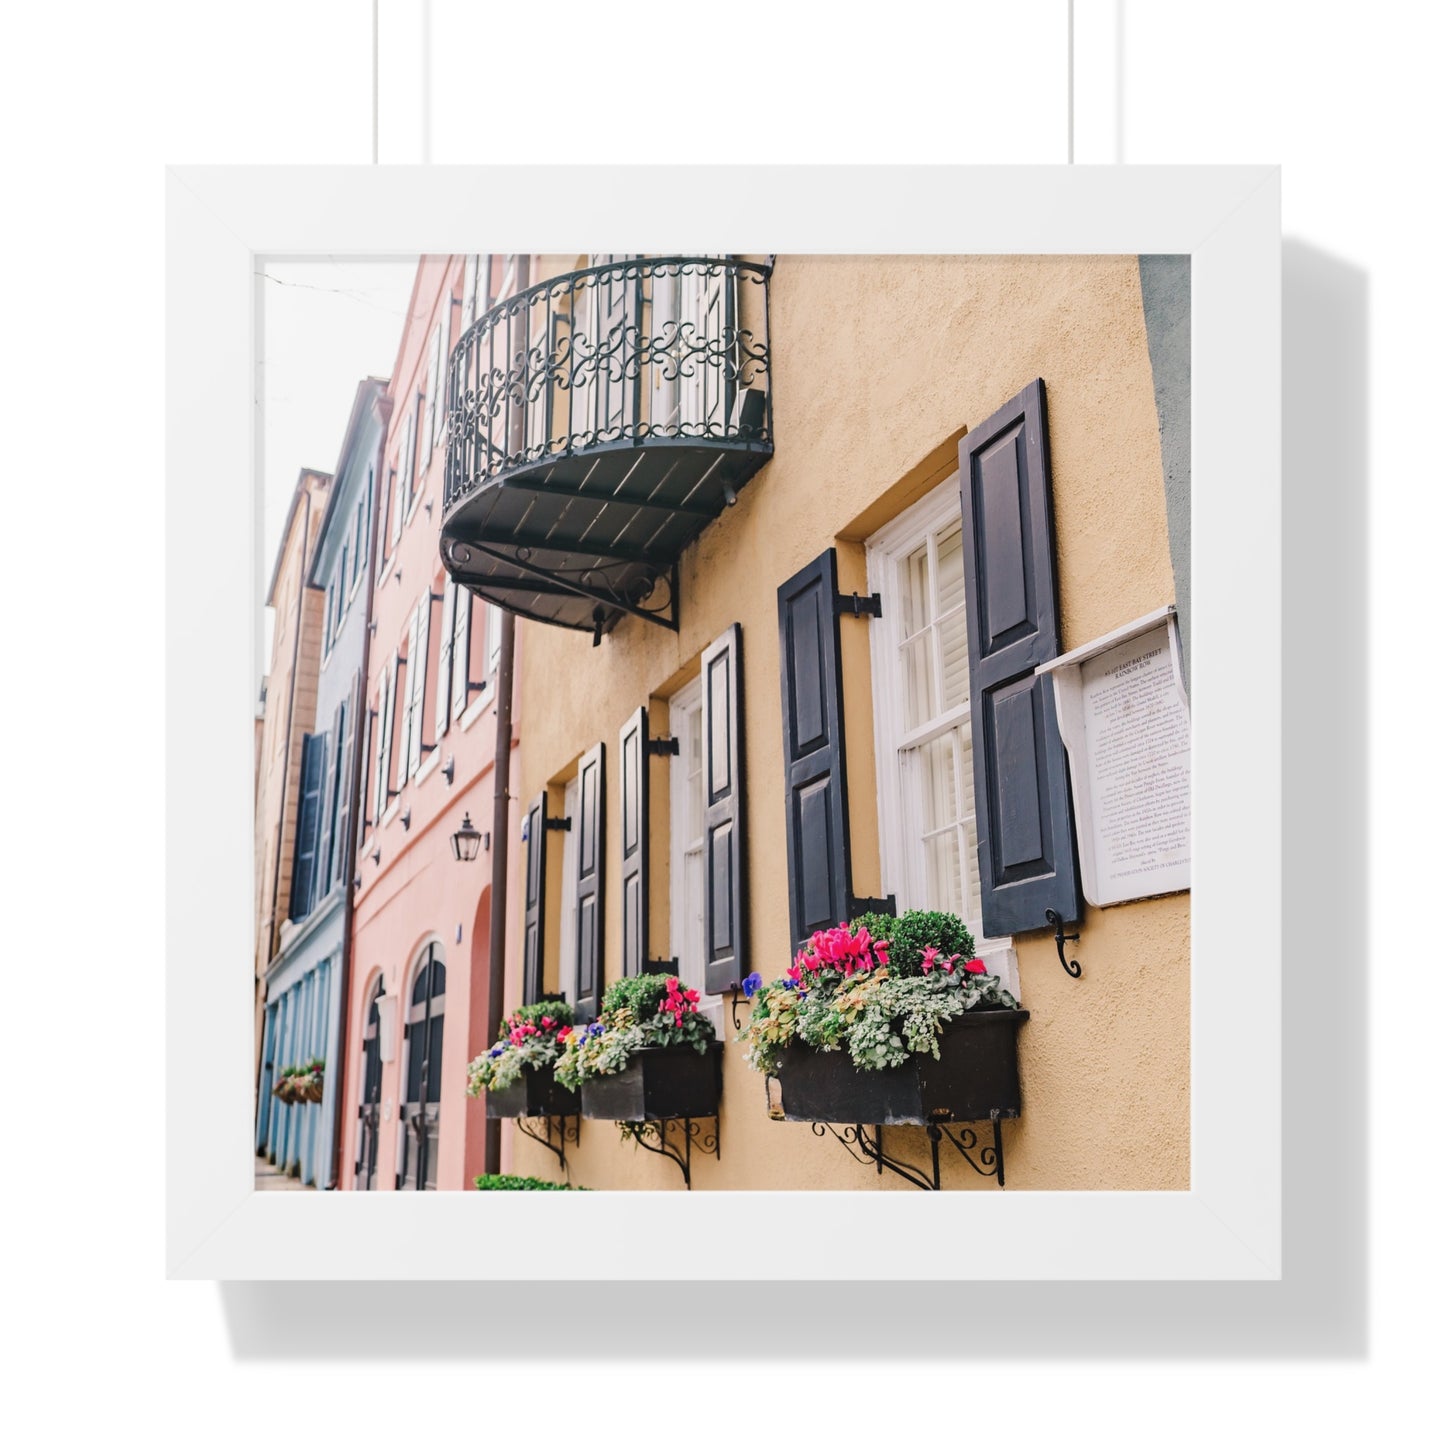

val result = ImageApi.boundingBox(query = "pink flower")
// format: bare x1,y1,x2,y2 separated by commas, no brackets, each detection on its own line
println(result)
540,1015,555,1030
920,944,940,974
963,958,987,975
557,1026,572,1041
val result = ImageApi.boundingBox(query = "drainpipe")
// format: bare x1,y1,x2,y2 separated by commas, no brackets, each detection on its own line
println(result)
483,254,529,1176
260,485,314,1103
328,400,391,1187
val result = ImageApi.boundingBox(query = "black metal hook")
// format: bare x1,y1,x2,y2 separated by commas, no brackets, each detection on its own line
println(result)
1044,908,1082,979
729,985,746,1033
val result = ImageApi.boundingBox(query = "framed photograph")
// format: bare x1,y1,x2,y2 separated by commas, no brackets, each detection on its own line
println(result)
167,165,1279,1279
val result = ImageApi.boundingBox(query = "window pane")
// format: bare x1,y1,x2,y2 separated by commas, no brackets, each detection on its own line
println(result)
922,828,965,917
901,633,937,731
686,701,704,843
915,732,959,833
936,527,971,711
903,543,933,636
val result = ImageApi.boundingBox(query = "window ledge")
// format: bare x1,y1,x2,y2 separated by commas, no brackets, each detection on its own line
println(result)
459,688,492,731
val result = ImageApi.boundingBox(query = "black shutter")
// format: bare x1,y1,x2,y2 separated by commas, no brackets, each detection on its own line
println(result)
619,706,648,978
777,549,852,954
522,791,547,1006
958,378,1083,934
702,624,747,994
289,734,326,921
313,708,339,909
573,743,605,1021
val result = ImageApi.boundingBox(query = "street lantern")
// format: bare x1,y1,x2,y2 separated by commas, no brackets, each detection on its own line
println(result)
450,812,484,862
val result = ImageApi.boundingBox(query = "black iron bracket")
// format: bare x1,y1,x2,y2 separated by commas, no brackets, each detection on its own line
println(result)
835,591,883,619
543,816,572,832
619,1116,719,1190
729,985,747,1032
646,736,680,757
641,957,679,977
513,1114,579,1175
809,1116,1007,1189
1044,908,1083,979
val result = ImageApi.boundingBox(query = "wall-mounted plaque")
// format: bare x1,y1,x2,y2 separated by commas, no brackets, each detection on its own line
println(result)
1036,606,1190,908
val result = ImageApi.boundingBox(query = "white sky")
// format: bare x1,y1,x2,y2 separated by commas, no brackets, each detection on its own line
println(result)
261,258,419,679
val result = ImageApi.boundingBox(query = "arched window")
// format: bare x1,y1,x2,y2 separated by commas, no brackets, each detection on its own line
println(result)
399,944,446,1190
354,977,385,1191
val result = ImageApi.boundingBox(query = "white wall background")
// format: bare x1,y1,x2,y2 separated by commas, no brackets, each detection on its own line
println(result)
6,0,1436,1435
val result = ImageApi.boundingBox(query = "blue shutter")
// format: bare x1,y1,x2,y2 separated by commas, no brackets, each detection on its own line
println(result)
330,697,352,891
958,378,1082,934
289,734,326,921
618,706,648,978
702,624,748,994
777,550,852,954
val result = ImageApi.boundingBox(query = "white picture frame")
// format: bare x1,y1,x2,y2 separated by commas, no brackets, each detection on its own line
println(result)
167,164,1280,1280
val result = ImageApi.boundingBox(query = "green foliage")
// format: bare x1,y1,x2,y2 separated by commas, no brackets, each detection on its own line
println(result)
849,910,976,979
473,1173,585,1191
742,910,1013,1075
466,1003,578,1097
555,974,716,1090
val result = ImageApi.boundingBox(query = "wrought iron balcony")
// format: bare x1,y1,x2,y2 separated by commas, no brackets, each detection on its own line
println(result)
440,256,773,640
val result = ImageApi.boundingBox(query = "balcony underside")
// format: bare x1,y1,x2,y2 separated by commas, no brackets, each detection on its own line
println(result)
439,436,772,638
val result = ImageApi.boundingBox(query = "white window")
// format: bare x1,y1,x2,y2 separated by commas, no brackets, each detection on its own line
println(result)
866,478,1019,995
558,775,580,1007
668,677,725,1036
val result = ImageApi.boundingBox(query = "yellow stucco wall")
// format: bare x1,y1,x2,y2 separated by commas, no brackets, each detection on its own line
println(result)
504,254,1189,1190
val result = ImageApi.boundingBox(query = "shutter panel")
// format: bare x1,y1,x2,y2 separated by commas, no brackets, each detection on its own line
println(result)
431,318,448,448
958,378,1083,934
357,701,374,848
778,548,853,954
289,734,326,921
407,597,430,778
396,614,415,783
462,254,478,329
331,696,353,891
619,706,648,978
376,657,396,814
702,624,747,993
314,702,341,905
388,421,407,547
488,603,502,675
573,742,605,1021
451,587,472,719
435,581,456,740
423,322,440,460
522,791,547,1006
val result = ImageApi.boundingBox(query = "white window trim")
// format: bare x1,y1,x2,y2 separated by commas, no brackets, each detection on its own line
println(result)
865,475,1021,1000
668,677,725,1038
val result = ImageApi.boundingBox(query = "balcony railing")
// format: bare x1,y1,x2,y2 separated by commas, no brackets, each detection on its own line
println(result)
439,256,773,638
443,255,771,510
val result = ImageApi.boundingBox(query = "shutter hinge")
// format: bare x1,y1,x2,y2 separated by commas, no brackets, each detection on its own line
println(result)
835,591,883,619
850,894,896,917
646,736,680,757
642,957,679,977
544,816,572,832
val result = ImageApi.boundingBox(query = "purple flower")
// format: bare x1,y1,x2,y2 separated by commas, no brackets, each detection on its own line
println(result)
782,978,796,991
742,971,763,999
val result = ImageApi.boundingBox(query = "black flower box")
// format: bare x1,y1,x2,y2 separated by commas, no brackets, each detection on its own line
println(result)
486,1064,578,1120
580,1043,724,1121
772,1010,1029,1125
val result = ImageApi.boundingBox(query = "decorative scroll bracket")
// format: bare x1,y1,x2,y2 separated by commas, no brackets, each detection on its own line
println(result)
1044,908,1083,979
513,1114,580,1175
619,1116,719,1190
807,1115,1007,1190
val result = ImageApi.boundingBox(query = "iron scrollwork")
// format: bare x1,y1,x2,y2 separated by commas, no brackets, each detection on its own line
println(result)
444,256,773,512
808,1114,1008,1190
618,1115,720,1191
513,1114,580,1175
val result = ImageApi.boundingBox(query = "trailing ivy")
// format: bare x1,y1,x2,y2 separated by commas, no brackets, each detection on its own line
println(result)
555,974,715,1091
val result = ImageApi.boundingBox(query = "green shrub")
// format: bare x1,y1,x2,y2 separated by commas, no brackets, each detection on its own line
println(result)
473,1173,585,1191
598,973,672,1022
849,909,976,979
506,999,576,1030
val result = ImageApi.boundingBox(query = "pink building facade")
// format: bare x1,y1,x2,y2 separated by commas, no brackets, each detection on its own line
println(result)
338,255,524,1190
